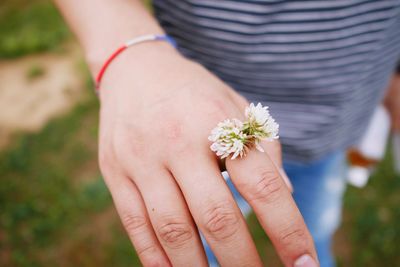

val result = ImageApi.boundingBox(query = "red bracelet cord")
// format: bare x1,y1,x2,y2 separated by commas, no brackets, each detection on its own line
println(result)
95,34,176,92
95,45,127,90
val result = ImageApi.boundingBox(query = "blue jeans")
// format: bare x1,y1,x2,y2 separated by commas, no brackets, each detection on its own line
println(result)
202,151,347,267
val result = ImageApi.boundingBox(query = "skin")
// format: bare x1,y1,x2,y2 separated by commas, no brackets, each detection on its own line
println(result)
385,74,400,132
54,0,318,266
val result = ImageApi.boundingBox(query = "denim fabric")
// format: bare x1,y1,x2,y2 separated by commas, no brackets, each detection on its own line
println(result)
202,151,347,267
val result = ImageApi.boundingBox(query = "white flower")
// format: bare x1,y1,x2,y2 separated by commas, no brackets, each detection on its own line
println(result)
245,102,271,125
208,119,247,159
244,102,279,144
208,103,279,159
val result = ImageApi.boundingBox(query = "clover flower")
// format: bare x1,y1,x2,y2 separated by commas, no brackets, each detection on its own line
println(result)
208,119,247,159
208,103,279,159
243,103,279,152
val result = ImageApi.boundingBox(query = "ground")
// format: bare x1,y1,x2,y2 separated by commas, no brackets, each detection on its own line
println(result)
0,1,399,266
0,43,83,149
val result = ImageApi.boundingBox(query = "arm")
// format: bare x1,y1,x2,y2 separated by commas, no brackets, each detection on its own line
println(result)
54,1,318,266
54,0,167,76
385,71,400,131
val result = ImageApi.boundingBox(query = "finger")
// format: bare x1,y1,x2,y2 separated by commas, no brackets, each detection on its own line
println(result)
103,174,171,267
262,139,282,167
279,167,294,193
228,92,293,191
261,140,293,192
131,166,208,267
168,150,262,267
226,149,318,267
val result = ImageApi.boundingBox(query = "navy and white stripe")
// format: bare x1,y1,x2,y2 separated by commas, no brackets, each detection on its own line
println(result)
153,0,400,162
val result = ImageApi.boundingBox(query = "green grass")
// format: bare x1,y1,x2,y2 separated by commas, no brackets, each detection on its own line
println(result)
341,149,400,266
0,0,69,58
0,92,140,267
1,0,400,266
0,0,153,59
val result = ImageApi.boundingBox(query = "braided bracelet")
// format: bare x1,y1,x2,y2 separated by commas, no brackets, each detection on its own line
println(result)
95,34,176,91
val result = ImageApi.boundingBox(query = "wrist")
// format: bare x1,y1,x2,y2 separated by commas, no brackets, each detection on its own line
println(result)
96,39,185,102
94,34,178,90
86,31,175,76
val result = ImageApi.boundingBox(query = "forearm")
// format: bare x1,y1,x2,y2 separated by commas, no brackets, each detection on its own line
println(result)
53,0,166,76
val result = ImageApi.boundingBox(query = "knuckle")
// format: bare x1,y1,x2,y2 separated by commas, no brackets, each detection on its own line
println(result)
164,121,183,141
121,213,148,236
143,260,167,267
161,118,184,142
202,201,240,241
137,246,170,267
136,245,170,267
120,214,170,267
279,224,307,247
145,260,170,267
136,244,158,259
157,217,193,249
107,124,148,161
246,169,284,204
112,132,139,158
160,119,192,154
110,126,151,167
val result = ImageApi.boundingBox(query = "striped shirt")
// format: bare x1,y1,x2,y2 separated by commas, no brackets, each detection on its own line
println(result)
153,0,400,162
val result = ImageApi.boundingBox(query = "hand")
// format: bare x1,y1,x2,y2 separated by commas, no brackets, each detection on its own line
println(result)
97,43,317,267
385,74,400,131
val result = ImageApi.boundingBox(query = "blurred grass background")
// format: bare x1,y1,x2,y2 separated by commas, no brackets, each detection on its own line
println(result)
0,0,69,58
0,0,399,266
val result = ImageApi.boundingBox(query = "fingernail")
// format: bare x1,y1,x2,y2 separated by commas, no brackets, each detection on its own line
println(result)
279,168,293,193
294,254,318,267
